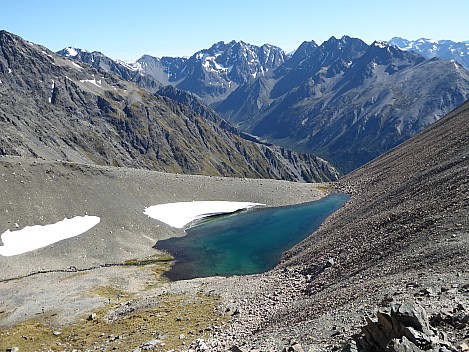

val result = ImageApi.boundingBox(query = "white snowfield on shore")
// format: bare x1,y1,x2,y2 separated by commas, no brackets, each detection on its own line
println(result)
0,201,261,256
0,216,100,256
144,201,264,228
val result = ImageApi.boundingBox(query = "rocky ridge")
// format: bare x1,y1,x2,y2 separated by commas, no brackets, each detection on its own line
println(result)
389,37,469,71
56,46,163,93
72,36,469,173
141,40,287,104
0,30,339,182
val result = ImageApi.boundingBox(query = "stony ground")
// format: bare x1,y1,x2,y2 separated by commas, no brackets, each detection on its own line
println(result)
1,101,468,351
198,100,469,351
0,156,327,351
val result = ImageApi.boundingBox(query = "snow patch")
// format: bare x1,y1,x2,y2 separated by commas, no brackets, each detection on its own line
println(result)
202,56,228,72
144,201,264,229
64,47,78,57
116,59,142,71
0,216,101,256
71,61,82,70
48,79,55,103
374,41,387,49
80,75,102,88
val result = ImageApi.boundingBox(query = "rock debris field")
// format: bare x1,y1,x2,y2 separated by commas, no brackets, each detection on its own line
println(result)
0,102,468,351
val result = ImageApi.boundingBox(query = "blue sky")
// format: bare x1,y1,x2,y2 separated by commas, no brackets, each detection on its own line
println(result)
1,0,468,61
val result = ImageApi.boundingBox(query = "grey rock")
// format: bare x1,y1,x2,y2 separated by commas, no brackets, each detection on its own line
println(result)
352,301,458,351
457,340,469,351
391,301,431,336
282,341,305,352
231,346,249,352
139,339,160,350
386,336,424,352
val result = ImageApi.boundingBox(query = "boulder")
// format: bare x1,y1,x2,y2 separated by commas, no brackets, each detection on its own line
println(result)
386,336,425,352
282,339,305,352
349,300,462,351
390,301,431,336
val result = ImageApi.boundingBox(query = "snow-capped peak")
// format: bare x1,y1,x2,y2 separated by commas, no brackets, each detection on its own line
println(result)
64,47,79,57
373,40,388,49
116,59,142,71
388,37,469,71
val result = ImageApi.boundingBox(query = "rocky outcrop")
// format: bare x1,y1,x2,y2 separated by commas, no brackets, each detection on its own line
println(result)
349,301,469,352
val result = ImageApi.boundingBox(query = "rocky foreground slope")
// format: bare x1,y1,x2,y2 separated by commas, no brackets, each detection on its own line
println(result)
0,101,467,351
208,100,468,351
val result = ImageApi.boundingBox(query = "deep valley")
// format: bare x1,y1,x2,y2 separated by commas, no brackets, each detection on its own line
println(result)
0,28,468,352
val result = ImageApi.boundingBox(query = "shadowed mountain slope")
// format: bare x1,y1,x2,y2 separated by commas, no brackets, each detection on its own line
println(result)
0,31,339,182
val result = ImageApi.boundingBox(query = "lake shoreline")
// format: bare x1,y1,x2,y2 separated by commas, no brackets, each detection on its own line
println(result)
0,157,332,340
157,193,349,281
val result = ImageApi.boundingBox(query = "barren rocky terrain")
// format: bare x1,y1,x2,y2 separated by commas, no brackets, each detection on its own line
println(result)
0,156,328,351
0,92,468,351
205,99,469,351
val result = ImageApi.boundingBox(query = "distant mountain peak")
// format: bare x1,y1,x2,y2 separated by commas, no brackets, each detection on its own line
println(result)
372,40,389,48
389,37,469,70
62,47,81,57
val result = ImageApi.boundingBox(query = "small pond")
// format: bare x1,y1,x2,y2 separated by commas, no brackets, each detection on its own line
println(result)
156,193,349,280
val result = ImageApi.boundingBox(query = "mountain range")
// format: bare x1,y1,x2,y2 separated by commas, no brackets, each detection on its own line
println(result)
389,37,469,70
0,29,468,352
0,30,339,182
60,36,469,173
0,72,467,352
